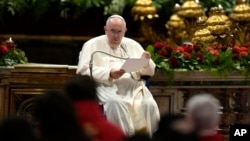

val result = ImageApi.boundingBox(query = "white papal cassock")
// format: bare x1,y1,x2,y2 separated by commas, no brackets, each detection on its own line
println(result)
76,35,160,136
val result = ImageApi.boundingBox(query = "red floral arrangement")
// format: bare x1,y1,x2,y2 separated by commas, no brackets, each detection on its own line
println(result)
0,38,28,66
146,41,250,76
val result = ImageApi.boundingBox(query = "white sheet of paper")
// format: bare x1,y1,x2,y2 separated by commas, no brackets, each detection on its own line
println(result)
120,58,149,72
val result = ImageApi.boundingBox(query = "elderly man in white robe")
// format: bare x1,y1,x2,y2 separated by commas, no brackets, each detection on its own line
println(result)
76,14,160,136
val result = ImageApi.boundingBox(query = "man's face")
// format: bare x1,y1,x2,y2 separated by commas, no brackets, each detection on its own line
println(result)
104,18,127,48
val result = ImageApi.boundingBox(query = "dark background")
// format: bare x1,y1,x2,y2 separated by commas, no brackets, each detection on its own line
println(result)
0,0,240,65
0,7,143,65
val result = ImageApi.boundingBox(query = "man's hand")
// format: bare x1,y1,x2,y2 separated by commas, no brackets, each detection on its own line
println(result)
141,51,151,59
110,69,125,79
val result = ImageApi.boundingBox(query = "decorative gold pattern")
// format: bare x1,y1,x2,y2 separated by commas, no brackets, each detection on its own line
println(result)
177,0,206,41
131,0,250,48
205,6,231,45
166,4,187,44
229,0,250,45
230,0,250,22
192,17,215,44
177,0,204,18
206,7,230,35
131,0,159,21
131,0,164,43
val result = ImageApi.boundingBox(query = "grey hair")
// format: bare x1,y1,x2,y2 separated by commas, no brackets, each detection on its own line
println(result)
186,93,221,112
106,14,126,28
186,93,221,130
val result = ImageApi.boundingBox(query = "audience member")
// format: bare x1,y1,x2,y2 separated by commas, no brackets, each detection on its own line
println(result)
0,115,37,141
152,113,198,141
125,133,152,141
32,90,91,141
186,93,225,141
64,75,126,141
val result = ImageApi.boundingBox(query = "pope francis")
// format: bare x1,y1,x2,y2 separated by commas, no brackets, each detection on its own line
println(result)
76,14,160,137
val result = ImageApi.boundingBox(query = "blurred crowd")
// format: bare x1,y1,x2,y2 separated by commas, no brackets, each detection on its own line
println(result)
0,75,225,141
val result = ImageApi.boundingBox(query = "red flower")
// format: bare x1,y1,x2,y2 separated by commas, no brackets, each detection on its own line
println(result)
220,46,227,52
193,44,201,51
183,52,192,59
6,42,15,49
240,47,248,52
154,42,165,50
239,51,248,58
232,46,241,54
158,49,168,56
4,38,16,49
165,44,174,53
240,44,249,47
169,56,180,68
206,46,214,51
212,49,219,57
207,47,219,57
196,53,204,62
0,45,8,55
150,41,250,72
176,46,184,53
183,44,193,53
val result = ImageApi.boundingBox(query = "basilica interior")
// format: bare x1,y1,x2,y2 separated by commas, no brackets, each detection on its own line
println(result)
1,0,250,140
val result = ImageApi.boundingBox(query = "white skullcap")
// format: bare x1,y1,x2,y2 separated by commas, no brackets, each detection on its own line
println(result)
106,14,126,27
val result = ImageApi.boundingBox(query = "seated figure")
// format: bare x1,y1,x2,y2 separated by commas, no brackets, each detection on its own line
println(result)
76,14,160,136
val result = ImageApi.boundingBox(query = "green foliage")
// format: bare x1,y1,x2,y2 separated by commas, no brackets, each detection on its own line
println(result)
104,0,125,15
0,48,28,66
0,0,244,21
0,39,28,66
199,0,234,13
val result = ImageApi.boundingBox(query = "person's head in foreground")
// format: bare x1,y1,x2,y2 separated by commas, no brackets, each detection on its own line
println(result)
64,74,98,101
32,90,90,141
0,115,37,141
186,93,222,136
152,113,198,141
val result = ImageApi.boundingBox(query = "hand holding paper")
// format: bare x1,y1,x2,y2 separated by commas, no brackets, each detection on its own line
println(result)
120,58,149,72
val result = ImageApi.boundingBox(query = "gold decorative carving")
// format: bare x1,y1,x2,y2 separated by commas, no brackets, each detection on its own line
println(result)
206,6,231,45
131,0,250,49
230,0,250,22
131,0,159,21
177,0,204,18
177,0,206,41
192,17,215,44
229,0,250,45
166,4,187,44
131,0,164,43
